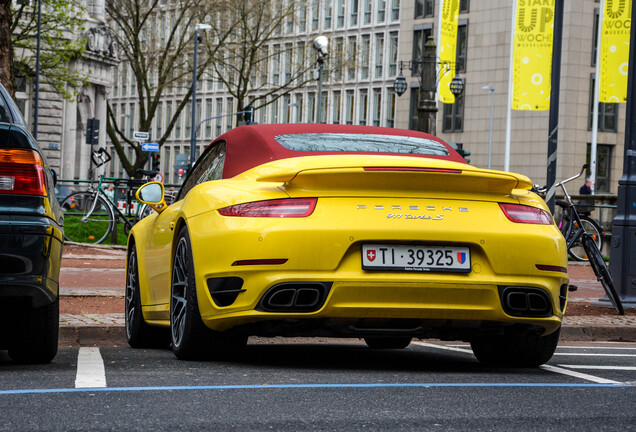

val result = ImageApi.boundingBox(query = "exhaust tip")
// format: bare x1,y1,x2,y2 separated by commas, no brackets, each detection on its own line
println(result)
257,282,332,312
498,286,553,318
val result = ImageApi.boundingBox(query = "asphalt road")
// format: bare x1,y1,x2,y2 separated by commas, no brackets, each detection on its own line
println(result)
1,339,635,431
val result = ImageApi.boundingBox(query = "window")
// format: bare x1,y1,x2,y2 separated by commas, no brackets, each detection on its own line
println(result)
389,32,398,76
283,94,291,123
128,104,135,138
333,91,342,124
359,89,368,125
409,87,420,130
298,5,307,32
347,36,357,80
412,27,433,76
308,92,316,122
386,92,396,127
312,0,320,31
589,74,618,132
205,99,212,138
456,22,468,73
586,144,613,193
345,90,355,124
271,97,279,123
185,106,191,139
226,98,233,131
215,99,223,136
272,45,281,85
361,35,370,79
324,0,332,28
166,102,172,139
285,44,293,83
295,93,304,123
363,0,372,24
335,38,344,81
337,0,345,27
442,94,464,132
156,102,163,138
459,0,469,13
113,67,118,96
391,0,399,20
179,142,227,199
372,88,381,126
321,92,328,123
350,0,359,25
374,33,384,78
414,0,433,18
592,9,600,67
377,0,386,22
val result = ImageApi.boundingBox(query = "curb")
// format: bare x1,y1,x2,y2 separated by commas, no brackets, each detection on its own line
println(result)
58,325,636,347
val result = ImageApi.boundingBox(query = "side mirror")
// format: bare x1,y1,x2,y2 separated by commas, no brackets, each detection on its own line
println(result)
136,181,167,214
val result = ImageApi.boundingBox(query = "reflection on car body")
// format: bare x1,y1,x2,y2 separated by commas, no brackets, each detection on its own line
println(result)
127,124,568,367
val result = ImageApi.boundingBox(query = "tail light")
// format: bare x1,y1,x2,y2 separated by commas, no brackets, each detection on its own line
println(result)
499,203,553,225
0,149,47,196
219,198,317,217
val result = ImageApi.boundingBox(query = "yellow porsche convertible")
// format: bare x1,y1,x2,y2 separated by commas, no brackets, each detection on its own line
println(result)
126,124,569,366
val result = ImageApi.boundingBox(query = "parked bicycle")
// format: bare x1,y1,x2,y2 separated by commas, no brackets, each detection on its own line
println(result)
547,164,623,314
60,148,156,244
555,190,604,262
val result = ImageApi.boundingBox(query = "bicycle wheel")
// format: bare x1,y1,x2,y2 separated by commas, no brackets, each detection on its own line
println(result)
134,203,154,224
60,191,115,244
582,234,624,315
566,216,603,261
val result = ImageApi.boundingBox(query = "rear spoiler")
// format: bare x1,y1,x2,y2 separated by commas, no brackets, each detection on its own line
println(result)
242,155,533,196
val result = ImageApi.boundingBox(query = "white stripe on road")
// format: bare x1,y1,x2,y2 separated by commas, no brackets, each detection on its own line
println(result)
75,347,107,388
559,365,636,371
412,342,474,355
557,346,636,351
552,353,636,357
540,364,622,385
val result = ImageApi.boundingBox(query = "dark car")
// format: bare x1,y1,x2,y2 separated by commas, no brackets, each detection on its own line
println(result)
0,83,63,363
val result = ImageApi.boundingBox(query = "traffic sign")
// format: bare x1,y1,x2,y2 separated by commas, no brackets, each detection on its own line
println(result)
133,131,150,141
153,172,164,183
142,142,160,152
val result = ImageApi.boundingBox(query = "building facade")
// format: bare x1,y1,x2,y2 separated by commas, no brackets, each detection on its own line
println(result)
104,0,624,193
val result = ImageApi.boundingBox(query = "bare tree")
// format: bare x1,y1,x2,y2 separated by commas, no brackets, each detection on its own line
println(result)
210,0,318,119
105,0,232,177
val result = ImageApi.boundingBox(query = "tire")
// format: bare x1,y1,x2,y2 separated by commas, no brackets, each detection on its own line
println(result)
583,235,624,315
364,337,412,349
470,327,561,367
170,228,247,360
566,216,603,262
125,246,170,348
8,298,59,364
60,191,115,244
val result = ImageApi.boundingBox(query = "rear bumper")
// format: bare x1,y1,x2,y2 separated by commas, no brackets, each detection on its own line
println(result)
0,215,63,308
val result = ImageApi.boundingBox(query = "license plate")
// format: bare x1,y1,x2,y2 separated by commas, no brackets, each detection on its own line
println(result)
362,244,471,272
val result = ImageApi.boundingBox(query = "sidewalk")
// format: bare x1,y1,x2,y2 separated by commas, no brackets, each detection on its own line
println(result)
57,243,635,346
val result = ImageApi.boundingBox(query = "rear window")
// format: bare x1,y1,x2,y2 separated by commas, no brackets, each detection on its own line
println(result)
275,133,449,156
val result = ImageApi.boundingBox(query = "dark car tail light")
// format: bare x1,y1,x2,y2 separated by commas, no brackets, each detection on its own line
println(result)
218,198,317,217
0,149,47,196
499,203,553,225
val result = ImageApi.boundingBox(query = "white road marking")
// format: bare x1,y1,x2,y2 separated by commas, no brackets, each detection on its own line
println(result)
413,342,474,355
559,365,636,371
540,364,622,385
552,353,636,357
75,347,107,388
557,346,636,351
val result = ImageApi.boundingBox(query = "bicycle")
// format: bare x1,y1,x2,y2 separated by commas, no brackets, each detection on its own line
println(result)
551,164,624,315
60,148,157,244
555,191,604,262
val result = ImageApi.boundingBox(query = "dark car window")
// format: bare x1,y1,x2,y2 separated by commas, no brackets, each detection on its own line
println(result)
275,133,449,156
178,142,227,200
0,92,10,123
0,124,36,149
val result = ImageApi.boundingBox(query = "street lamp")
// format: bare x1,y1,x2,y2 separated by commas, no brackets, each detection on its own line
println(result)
190,23,211,168
313,36,328,124
482,85,495,169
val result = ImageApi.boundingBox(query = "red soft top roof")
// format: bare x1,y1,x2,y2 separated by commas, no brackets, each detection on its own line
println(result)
206,124,466,178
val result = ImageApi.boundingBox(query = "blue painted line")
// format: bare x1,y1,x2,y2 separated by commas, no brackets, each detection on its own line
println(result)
0,382,627,396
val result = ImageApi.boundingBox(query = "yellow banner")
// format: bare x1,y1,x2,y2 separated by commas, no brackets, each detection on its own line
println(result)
512,0,555,111
599,0,632,103
438,0,460,104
